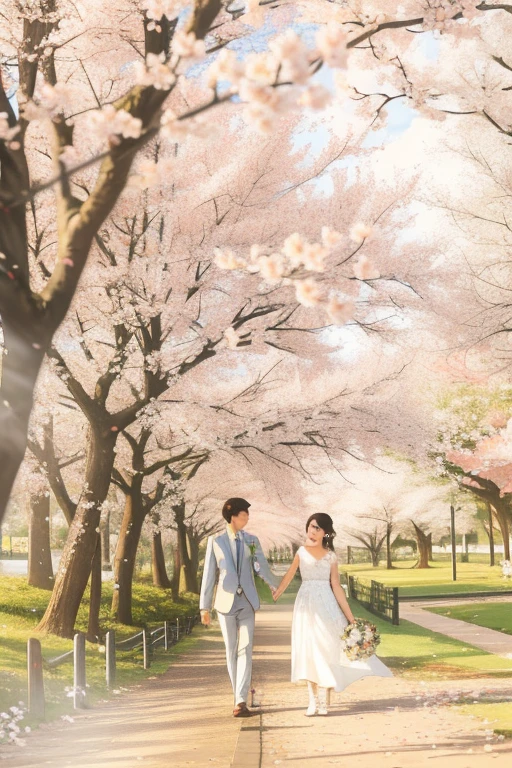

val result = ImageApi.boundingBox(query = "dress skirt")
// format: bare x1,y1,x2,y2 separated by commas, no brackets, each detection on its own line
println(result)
291,579,393,692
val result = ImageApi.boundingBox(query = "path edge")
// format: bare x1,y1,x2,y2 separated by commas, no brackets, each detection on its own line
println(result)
231,710,262,768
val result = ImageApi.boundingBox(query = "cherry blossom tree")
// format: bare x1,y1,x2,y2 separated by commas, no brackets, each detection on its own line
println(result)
2,0,495,642
446,422,512,558
110,429,207,623
0,0,185,522
433,383,512,558
16,453,53,589
29,83,440,637
1,0,356,526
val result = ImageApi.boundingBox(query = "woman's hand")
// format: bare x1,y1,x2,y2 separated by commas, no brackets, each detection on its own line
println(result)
272,554,299,603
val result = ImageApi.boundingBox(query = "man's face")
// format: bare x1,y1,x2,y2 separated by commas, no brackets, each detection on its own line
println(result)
232,510,249,531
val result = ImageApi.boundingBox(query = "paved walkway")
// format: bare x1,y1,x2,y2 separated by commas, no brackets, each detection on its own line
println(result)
0,626,241,768
1,605,512,767
400,601,512,658
253,605,512,768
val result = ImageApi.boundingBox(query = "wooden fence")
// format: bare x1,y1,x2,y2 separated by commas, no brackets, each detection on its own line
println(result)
343,574,399,625
27,615,199,719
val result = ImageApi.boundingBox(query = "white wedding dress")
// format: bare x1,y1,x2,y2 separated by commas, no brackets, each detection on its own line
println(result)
291,546,393,692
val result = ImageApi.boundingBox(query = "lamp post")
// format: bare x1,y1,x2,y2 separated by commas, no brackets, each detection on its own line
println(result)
450,503,457,582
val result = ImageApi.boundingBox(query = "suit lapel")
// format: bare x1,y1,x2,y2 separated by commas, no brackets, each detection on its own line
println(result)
218,532,237,571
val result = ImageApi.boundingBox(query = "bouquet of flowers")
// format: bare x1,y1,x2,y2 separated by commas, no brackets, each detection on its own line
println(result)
340,618,381,661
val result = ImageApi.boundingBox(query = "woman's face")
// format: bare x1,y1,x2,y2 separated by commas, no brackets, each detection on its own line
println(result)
306,520,326,546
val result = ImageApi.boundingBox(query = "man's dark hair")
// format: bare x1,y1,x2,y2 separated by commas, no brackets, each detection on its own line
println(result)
222,497,251,523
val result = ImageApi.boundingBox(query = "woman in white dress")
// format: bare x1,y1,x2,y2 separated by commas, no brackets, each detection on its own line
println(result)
273,513,392,716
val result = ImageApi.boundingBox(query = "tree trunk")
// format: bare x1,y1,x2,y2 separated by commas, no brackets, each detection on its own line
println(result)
152,531,172,590
386,526,393,570
87,535,102,640
461,480,510,561
27,491,54,590
100,509,111,570
412,523,431,569
111,485,146,625
173,501,198,593
0,333,45,526
493,501,511,561
486,503,495,567
186,531,200,593
371,548,380,567
36,428,117,637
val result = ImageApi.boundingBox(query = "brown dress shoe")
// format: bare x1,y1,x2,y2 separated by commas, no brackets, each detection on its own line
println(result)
233,702,253,718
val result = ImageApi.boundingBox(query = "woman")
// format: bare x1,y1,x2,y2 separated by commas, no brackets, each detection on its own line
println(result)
273,513,392,716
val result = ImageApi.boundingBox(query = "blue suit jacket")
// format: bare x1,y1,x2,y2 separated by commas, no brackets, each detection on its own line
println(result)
199,531,277,613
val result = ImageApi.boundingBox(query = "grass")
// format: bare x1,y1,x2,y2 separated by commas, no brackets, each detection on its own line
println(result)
459,703,512,738
425,603,512,636
348,601,512,680
341,560,512,597
0,576,200,725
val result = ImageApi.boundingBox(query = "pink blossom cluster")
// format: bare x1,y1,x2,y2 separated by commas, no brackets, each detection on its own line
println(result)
422,0,481,32
214,227,383,326
201,26,348,134
134,52,176,90
87,105,143,144
142,0,188,23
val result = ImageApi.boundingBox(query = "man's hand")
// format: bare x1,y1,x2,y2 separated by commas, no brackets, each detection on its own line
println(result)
200,610,211,626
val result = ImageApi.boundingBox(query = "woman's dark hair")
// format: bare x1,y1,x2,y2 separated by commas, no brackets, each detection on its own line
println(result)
306,513,336,551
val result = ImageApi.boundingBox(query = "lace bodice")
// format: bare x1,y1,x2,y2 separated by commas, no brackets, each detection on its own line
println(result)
298,546,337,582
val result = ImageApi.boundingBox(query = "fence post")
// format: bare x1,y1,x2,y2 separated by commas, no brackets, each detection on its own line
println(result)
143,629,150,669
392,587,399,626
106,630,116,688
176,618,180,642
347,575,354,599
73,632,86,709
370,580,376,608
164,620,171,650
27,638,45,719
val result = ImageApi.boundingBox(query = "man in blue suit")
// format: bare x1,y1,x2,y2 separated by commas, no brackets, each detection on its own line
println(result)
200,497,277,717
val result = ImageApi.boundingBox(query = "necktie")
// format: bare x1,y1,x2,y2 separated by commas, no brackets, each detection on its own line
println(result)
235,534,243,575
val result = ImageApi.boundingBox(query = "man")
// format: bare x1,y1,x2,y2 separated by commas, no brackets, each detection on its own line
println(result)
200,497,277,717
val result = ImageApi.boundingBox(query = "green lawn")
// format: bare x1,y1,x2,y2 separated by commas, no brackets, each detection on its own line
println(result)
0,576,199,725
459,703,512,738
341,561,512,597
349,601,512,679
425,603,512,636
